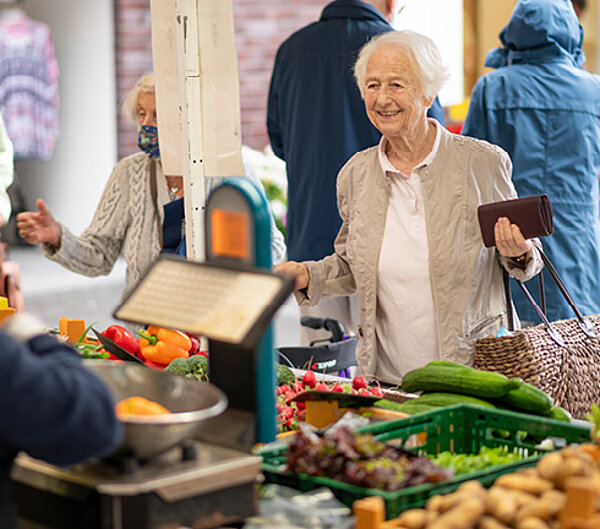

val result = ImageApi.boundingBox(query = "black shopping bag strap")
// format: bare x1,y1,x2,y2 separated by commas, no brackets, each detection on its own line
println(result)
502,246,596,342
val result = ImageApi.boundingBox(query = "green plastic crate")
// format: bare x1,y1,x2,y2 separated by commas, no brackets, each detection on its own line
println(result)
260,404,590,519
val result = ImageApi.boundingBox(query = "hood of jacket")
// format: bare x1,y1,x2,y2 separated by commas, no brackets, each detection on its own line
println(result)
485,0,584,69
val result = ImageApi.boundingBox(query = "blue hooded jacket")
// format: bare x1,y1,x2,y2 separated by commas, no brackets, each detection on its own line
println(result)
267,0,444,262
462,0,600,322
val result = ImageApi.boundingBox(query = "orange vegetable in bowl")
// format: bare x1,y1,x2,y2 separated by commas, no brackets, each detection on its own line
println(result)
115,396,172,417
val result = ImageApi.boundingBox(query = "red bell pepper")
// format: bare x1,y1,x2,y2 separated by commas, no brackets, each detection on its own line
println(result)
186,333,200,355
102,325,140,357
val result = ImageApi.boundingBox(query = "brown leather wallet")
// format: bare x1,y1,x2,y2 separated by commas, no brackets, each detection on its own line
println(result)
477,194,553,248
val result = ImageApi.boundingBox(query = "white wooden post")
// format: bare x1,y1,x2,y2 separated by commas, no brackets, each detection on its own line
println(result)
151,0,244,353
150,0,244,262
174,0,206,261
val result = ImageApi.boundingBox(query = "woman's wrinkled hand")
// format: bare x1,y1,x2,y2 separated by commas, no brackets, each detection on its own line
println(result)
16,198,62,249
494,216,532,258
274,261,309,291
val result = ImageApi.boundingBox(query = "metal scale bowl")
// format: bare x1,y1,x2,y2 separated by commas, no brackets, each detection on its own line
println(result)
85,360,227,459
12,362,262,529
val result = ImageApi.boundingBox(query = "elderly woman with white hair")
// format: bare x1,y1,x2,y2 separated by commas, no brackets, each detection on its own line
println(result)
17,74,286,304
276,30,542,385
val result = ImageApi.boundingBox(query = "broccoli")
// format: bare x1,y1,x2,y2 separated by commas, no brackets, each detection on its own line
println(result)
164,355,209,381
164,357,191,376
188,355,208,381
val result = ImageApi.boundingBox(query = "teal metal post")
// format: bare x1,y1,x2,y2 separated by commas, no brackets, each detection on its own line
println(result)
207,178,277,443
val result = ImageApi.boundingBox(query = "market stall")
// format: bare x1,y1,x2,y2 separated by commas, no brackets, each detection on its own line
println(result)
7,0,600,528
10,298,599,528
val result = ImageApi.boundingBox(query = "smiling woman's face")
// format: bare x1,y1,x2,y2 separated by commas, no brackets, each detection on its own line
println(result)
363,45,431,139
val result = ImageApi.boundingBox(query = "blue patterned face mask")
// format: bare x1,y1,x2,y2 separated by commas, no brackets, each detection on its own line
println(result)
137,124,160,159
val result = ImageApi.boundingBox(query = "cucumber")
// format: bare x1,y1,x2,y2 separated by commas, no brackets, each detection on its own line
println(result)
415,392,497,409
391,402,440,415
497,382,553,415
401,365,522,398
374,399,439,415
546,406,572,423
426,360,473,369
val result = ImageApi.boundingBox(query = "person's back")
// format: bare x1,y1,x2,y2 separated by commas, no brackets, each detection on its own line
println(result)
462,0,600,322
0,314,122,528
268,0,392,263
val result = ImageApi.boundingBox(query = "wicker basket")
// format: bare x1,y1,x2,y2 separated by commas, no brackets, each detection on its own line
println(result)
474,314,600,419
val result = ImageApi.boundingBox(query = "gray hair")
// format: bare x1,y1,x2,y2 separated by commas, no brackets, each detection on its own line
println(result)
354,30,449,101
121,74,155,122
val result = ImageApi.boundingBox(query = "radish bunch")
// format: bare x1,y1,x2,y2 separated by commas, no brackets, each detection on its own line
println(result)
275,371,385,433
275,384,305,432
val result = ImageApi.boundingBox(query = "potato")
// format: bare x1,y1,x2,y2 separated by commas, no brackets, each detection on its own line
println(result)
536,452,563,482
488,485,538,509
508,489,539,508
574,443,600,462
458,480,487,499
396,509,429,529
515,498,560,522
540,489,565,510
478,515,512,529
515,516,551,529
495,474,553,495
554,456,591,489
518,468,540,477
428,498,485,529
562,446,594,465
558,446,578,458
485,486,518,524
426,495,445,512
426,491,470,513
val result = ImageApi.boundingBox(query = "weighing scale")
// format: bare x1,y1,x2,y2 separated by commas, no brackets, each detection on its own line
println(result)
12,180,294,529
13,442,259,529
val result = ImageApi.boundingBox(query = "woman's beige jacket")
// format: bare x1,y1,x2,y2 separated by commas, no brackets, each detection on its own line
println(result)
296,127,542,378
43,153,286,302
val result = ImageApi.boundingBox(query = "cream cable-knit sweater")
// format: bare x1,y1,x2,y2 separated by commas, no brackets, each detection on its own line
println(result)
43,152,286,302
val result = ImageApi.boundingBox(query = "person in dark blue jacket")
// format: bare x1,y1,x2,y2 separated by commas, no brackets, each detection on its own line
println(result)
267,0,444,344
462,0,600,323
0,314,123,529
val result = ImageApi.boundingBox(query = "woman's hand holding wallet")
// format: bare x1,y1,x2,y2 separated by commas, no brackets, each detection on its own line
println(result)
494,216,532,258
478,194,553,259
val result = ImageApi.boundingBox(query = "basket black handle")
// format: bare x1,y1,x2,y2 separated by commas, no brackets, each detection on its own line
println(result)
514,277,564,346
536,250,596,338
502,246,596,342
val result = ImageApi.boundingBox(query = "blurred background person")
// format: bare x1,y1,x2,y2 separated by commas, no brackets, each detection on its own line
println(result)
17,74,285,307
0,112,13,229
0,110,23,313
267,0,445,345
462,0,600,323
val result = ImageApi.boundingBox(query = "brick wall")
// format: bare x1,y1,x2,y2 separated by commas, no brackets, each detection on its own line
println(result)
114,0,327,159
234,0,326,150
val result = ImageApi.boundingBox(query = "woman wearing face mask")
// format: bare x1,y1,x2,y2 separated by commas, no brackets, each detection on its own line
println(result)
16,74,286,303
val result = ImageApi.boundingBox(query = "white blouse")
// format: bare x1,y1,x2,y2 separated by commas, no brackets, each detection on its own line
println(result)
374,120,441,385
